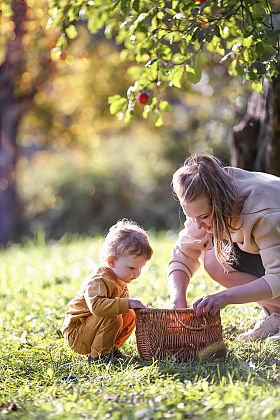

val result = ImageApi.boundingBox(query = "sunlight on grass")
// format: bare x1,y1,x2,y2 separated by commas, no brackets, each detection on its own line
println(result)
1,234,280,419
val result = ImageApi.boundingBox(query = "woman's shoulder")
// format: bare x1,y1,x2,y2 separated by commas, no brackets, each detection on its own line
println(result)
227,166,280,184
227,167,280,212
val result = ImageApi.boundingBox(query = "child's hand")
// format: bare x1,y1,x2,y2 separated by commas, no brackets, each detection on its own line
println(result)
129,299,147,309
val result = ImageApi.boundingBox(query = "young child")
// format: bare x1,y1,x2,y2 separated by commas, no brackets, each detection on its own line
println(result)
61,219,153,363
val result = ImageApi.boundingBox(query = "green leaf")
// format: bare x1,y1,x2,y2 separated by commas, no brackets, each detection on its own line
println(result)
145,58,158,68
127,66,142,79
65,25,78,40
228,59,237,76
111,0,121,11
108,95,122,104
186,63,202,84
159,45,172,61
155,114,163,127
172,53,185,64
243,35,253,48
248,71,259,81
170,66,185,88
50,48,61,62
255,41,264,57
215,43,225,56
252,80,263,94
1,3,13,17
235,65,245,77
243,47,254,64
121,0,128,11
151,15,158,30
266,30,279,39
132,0,140,12
110,98,127,114
142,110,149,119
127,89,135,101
166,8,177,16
57,35,67,47
125,110,132,123
159,101,171,112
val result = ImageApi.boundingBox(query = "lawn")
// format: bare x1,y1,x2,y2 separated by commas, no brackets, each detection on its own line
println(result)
1,233,280,419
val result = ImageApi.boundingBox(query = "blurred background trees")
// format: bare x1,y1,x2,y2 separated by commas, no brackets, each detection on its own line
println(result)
0,0,279,246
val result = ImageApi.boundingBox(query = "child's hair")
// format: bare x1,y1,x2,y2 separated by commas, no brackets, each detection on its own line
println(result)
99,219,153,262
172,154,245,268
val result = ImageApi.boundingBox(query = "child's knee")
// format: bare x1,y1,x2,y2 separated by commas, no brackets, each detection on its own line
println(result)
108,314,124,334
63,315,120,354
64,324,91,355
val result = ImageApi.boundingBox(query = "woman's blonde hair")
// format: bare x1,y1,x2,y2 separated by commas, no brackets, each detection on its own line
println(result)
99,219,153,262
172,154,244,267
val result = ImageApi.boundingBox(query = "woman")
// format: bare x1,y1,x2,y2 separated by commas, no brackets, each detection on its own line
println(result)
168,154,280,341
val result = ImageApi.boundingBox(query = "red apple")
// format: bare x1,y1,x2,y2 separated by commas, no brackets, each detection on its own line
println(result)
137,92,149,105
60,52,67,60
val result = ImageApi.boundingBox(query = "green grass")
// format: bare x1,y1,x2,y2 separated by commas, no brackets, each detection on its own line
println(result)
1,233,280,419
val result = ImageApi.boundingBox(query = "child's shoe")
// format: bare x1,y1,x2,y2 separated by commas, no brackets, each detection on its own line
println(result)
87,348,128,364
111,347,130,361
240,309,280,341
88,352,116,365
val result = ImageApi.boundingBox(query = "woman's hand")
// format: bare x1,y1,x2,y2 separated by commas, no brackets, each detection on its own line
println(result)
193,291,230,318
129,299,147,309
193,278,273,318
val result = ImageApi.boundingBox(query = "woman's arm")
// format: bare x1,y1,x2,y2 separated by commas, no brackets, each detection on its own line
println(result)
193,277,273,318
168,218,209,308
168,270,189,308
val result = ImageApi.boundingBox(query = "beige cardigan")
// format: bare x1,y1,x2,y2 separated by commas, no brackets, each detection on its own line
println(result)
168,167,280,298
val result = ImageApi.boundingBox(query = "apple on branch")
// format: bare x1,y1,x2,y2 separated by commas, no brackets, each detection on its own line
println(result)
136,91,150,105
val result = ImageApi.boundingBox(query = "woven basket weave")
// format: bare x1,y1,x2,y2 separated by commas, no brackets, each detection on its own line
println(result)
135,308,226,362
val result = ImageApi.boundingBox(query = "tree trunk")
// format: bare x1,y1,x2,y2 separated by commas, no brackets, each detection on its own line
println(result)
230,63,280,177
270,64,280,176
0,0,30,246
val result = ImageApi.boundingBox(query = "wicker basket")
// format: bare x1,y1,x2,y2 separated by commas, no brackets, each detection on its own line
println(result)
135,308,226,362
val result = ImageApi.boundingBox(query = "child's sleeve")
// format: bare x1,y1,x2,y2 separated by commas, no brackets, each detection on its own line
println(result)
84,278,130,317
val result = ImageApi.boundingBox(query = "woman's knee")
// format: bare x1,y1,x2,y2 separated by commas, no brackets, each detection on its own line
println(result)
203,248,258,289
204,248,224,281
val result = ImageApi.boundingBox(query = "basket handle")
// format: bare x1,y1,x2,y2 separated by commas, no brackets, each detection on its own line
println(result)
174,310,208,331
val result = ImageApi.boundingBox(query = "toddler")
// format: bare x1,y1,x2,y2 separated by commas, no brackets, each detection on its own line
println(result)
61,219,153,363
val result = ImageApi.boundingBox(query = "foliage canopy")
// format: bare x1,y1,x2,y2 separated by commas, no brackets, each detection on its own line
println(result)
48,0,280,125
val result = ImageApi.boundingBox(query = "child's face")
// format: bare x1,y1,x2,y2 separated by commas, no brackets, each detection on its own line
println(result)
108,254,148,283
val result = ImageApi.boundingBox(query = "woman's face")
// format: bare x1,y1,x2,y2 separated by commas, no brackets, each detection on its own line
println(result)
181,195,213,233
